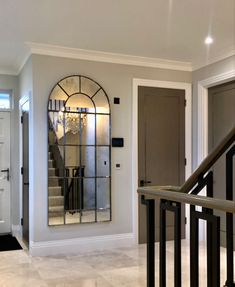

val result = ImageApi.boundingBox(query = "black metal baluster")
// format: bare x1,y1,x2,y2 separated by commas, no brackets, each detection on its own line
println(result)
225,146,235,287
160,200,181,287
212,216,220,287
190,209,220,287
160,200,166,287
174,202,181,287
225,212,234,287
141,196,155,287
205,172,213,287
191,172,215,286
190,206,199,287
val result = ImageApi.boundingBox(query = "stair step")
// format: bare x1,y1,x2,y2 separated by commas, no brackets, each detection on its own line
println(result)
48,213,64,220
48,160,54,168
49,196,64,206
48,186,62,196
48,168,56,176
48,177,60,186
49,211,64,217
49,206,64,214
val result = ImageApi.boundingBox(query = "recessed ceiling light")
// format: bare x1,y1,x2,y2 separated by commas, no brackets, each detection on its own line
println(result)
205,36,214,45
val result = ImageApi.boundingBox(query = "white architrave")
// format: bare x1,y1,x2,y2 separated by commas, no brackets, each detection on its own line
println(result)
197,70,235,164
197,70,235,241
19,93,31,240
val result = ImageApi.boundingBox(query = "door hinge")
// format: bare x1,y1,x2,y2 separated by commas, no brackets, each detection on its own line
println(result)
185,217,187,224
21,115,23,124
184,99,187,107
185,158,187,166
21,218,23,226
21,167,23,175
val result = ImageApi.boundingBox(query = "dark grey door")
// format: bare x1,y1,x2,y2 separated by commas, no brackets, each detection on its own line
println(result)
22,111,29,245
138,86,185,243
208,80,235,246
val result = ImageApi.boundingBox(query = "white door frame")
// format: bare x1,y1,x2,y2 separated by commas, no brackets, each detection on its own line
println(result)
197,70,235,166
132,79,192,243
19,94,30,239
197,70,235,241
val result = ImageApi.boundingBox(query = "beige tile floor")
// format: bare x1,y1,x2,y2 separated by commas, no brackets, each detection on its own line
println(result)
0,239,233,287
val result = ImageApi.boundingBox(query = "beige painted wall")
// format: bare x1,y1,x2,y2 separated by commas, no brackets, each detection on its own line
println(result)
29,54,191,243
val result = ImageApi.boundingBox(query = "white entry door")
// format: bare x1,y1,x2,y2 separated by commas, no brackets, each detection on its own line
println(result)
0,112,10,233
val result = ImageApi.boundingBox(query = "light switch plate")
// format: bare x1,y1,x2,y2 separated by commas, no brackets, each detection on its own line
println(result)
115,163,121,170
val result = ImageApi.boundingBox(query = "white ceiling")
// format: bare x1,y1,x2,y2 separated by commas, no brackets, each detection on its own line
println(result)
0,0,234,74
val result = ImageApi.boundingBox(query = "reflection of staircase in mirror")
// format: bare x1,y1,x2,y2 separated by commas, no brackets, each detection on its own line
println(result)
48,151,64,219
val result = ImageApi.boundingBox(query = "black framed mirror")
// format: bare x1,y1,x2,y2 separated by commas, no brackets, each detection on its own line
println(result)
48,75,111,225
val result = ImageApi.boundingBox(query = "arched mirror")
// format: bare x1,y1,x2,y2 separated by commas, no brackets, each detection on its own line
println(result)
48,75,111,225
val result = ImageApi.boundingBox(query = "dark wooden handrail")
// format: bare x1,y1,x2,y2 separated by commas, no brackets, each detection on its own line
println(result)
138,187,235,213
180,125,235,193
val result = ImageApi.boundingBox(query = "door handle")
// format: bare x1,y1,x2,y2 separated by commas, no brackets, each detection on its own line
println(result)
1,168,10,181
140,179,152,187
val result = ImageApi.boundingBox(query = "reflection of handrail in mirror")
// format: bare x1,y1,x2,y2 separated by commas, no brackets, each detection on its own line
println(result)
48,116,59,143
49,110,64,141
65,166,85,211
48,117,65,178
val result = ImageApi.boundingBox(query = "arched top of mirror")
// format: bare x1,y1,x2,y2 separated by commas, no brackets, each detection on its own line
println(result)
48,75,110,114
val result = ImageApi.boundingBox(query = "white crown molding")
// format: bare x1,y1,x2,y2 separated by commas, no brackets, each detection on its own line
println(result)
3,42,234,75
25,42,192,72
0,51,31,75
16,51,31,75
29,232,135,256
192,48,235,71
199,69,235,88
0,68,18,76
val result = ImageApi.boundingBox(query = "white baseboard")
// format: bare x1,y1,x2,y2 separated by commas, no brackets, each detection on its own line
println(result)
11,225,22,237
30,233,135,256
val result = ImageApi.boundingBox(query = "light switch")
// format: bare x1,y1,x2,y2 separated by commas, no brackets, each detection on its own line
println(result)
115,163,121,169
114,97,120,104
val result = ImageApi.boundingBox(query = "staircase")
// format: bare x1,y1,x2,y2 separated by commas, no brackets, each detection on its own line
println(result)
139,126,235,287
48,151,64,219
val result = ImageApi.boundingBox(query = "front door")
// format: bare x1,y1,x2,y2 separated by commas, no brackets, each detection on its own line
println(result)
0,112,11,234
138,86,185,243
